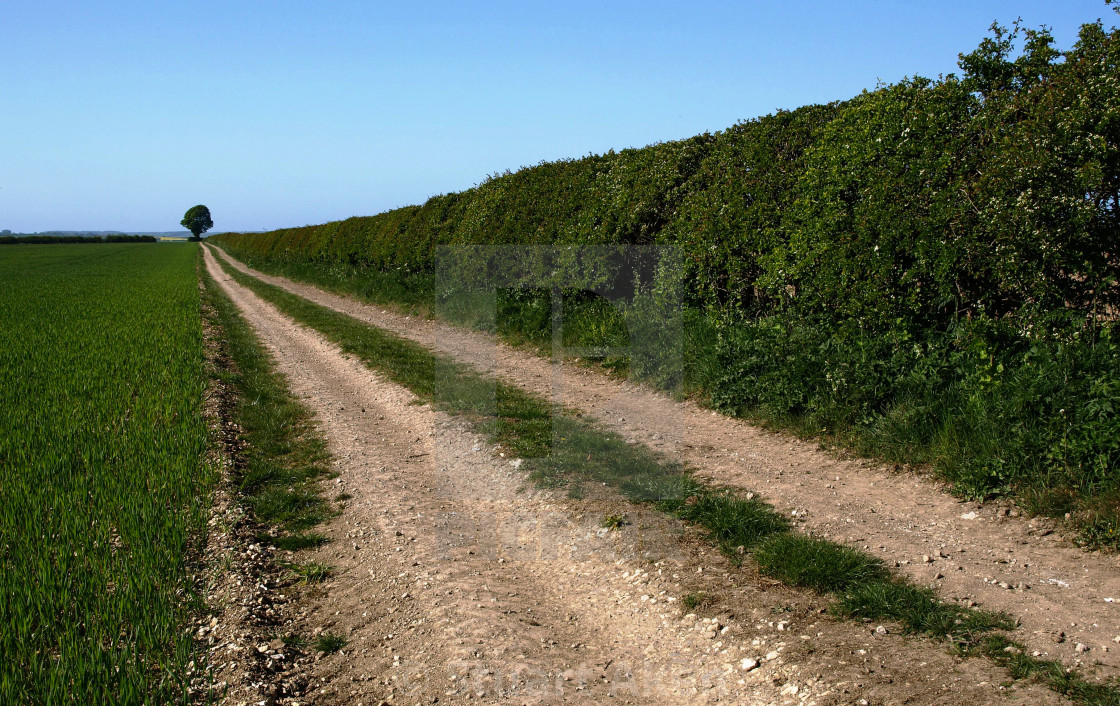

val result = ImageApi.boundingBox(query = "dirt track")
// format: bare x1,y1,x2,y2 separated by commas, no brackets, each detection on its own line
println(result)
205,245,1075,704
208,245,1120,678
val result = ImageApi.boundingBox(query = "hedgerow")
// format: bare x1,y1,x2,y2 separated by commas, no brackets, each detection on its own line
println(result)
214,13,1120,542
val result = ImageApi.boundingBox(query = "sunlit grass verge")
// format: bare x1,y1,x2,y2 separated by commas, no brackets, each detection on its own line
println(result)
835,582,1120,705
834,580,1013,644
201,259,335,550
213,251,1120,704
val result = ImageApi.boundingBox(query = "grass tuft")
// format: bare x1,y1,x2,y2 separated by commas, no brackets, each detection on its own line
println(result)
601,514,629,529
755,534,889,593
681,592,716,611
981,634,1120,706
281,632,308,648
283,561,333,584
314,633,348,654
833,580,1014,643
270,532,329,552
667,489,790,556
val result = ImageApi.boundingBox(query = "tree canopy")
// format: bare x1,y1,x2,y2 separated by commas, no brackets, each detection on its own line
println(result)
181,205,213,241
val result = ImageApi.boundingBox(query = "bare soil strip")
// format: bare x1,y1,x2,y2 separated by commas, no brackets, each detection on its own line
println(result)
210,245,1120,682
202,246,1069,705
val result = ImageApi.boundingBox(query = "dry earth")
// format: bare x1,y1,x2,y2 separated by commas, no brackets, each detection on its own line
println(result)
205,245,1071,704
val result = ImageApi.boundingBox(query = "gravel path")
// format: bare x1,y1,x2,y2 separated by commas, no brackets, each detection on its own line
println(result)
205,245,1067,704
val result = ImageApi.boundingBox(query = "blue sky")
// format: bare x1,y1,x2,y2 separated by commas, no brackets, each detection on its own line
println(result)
1,1,1114,233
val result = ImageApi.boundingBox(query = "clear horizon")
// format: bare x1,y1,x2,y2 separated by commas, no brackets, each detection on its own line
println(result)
2,0,1114,233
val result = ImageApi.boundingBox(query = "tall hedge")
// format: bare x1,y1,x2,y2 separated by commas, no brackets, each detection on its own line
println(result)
218,19,1119,332
214,17,1120,530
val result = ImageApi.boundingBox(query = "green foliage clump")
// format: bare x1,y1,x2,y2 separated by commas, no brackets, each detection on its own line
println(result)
181,204,213,241
314,633,347,654
834,580,1015,642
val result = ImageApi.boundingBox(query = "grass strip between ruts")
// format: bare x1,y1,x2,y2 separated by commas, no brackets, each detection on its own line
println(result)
201,252,336,550
211,248,1120,705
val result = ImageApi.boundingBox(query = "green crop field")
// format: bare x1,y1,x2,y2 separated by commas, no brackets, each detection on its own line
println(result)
0,244,212,703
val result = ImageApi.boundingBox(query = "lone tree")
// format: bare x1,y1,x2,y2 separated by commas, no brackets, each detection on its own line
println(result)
181,205,213,241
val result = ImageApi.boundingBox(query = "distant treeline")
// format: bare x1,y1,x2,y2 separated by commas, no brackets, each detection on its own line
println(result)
214,16,1120,543
0,235,159,245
